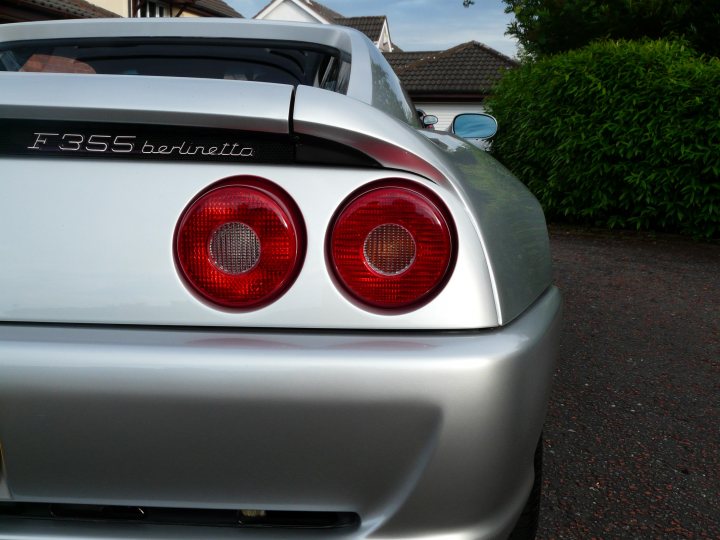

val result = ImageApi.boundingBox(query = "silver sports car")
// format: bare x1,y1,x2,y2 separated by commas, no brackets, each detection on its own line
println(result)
0,18,561,540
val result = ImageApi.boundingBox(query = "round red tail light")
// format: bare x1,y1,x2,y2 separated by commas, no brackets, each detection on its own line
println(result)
175,178,305,310
328,181,456,310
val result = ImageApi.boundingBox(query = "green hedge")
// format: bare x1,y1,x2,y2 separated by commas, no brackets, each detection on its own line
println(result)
486,40,720,238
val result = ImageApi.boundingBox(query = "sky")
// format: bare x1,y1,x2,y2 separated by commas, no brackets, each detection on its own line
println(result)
226,0,519,58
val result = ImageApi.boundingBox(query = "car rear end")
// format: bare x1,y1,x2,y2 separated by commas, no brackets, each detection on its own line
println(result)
0,19,561,540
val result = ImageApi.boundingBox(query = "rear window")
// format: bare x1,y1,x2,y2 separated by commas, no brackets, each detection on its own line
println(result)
0,38,351,93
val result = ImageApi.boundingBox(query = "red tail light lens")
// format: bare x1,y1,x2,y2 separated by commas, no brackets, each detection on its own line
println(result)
328,181,456,310
175,178,305,310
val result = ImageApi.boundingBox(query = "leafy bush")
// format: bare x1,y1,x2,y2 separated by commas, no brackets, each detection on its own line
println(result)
486,40,720,238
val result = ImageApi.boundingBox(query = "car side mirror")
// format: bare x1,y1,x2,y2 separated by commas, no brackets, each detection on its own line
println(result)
421,114,438,128
451,113,497,139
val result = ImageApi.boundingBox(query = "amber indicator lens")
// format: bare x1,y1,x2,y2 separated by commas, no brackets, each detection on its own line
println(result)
329,182,456,310
363,223,416,276
175,179,305,310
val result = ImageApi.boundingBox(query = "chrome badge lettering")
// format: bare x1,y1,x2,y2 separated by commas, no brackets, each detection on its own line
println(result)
27,132,256,159
140,141,255,158
28,132,59,149
28,133,138,153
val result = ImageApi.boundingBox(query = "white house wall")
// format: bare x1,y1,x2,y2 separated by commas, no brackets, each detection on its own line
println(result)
89,0,125,16
378,20,392,52
415,101,486,131
256,1,323,23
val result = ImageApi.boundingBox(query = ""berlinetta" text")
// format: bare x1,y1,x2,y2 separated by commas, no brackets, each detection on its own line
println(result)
27,133,256,158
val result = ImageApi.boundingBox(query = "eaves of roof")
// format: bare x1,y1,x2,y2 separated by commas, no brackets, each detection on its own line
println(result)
254,0,342,22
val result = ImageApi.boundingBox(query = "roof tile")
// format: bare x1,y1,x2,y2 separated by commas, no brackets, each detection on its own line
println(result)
299,0,342,21
189,0,243,18
17,0,120,18
385,41,518,96
334,16,385,42
383,50,432,71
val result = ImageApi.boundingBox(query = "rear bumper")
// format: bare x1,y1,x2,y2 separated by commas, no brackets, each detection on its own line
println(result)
0,287,561,540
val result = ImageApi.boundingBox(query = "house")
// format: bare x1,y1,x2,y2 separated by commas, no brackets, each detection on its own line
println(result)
90,1,242,18
385,42,518,130
0,0,241,23
254,0,516,129
254,0,395,52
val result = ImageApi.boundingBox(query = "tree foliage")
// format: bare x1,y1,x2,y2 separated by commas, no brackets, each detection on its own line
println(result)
486,40,720,238
498,0,720,58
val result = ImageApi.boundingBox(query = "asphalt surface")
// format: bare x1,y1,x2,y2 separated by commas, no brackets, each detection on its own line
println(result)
537,227,720,539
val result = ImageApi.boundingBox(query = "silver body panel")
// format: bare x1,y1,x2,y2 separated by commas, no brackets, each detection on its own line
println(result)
0,19,552,326
0,288,561,540
0,159,497,329
0,81,549,328
294,87,552,324
0,18,560,540
0,72,293,133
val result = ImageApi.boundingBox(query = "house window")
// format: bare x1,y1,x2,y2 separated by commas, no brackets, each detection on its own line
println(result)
140,1,170,17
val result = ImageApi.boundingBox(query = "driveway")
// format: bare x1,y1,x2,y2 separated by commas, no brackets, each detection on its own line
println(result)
538,227,720,539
